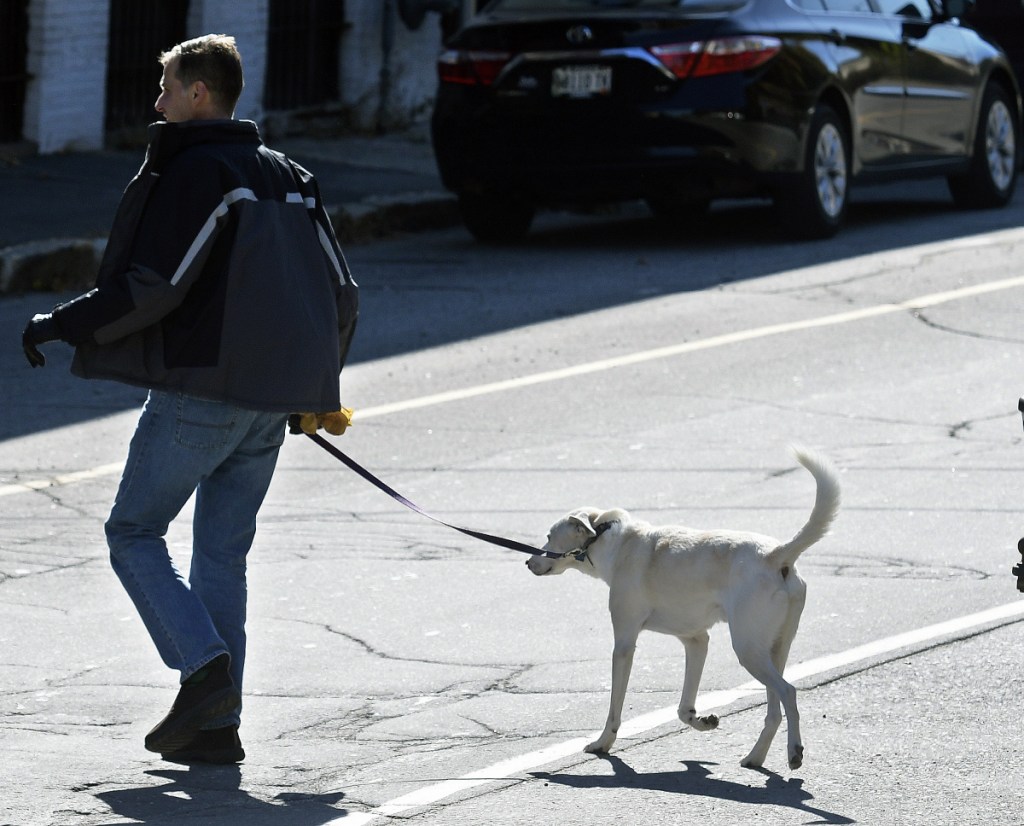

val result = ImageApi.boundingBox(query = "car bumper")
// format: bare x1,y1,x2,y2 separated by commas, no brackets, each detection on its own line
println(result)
432,98,806,204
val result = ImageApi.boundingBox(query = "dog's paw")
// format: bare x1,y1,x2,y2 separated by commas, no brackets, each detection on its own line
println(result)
680,709,720,732
693,713,719,732
740,747,767,769
584,736,615,754
788,745,804,770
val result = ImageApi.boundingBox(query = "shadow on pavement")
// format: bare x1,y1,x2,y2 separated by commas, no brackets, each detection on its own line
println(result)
2,180,1020,442
344,182,1021,366
532,755,855,825
96,765,349,825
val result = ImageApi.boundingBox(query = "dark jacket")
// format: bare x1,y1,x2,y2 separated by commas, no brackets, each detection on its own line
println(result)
52,119,358,413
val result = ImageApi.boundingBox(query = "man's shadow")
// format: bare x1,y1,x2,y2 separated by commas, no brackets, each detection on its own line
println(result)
97,765,348,825
531,755,854,825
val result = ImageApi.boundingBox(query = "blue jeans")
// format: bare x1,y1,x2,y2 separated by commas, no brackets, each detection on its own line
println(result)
106,390,287,728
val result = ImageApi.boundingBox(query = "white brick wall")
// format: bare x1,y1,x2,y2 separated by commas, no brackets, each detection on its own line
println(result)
23,0,111,153
21,0,452,153
342,1,451,131
187,0,269,123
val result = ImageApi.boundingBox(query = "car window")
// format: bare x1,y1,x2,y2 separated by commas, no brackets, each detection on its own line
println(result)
791,0,827,9
820,0,876,12
874,0,934,16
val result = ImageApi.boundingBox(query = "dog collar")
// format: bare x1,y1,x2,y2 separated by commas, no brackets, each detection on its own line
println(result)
564,520,616,565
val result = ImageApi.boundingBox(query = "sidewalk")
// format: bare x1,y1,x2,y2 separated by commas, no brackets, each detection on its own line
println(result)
0,121,459,294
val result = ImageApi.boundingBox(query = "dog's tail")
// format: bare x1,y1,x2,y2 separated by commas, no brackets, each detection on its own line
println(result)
765,446,840,571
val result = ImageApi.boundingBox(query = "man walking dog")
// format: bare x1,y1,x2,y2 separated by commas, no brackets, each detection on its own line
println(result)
21,34,358,763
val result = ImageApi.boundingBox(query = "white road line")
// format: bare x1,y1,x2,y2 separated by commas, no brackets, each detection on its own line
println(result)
353,273,1024,421
0,462,124,498
331,600,1024,825
7,271,1024,500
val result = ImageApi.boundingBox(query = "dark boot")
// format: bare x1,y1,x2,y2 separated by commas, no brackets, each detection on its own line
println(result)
161,724,245,764
144,654,240,754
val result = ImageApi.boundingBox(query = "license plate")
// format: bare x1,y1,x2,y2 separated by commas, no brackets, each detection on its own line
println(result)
551,65,612,98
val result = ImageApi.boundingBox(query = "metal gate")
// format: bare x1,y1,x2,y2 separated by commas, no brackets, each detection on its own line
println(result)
105,0,190,133
264,0,346,111
0,0,29,143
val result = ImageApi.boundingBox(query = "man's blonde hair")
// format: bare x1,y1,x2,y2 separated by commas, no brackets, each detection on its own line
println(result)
160,34,243,114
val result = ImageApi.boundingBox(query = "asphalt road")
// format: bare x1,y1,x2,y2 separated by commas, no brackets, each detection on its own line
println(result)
2,181,1024,825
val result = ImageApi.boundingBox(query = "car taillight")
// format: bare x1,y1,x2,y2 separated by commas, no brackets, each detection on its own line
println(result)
651,35,782,79
438,49,512,86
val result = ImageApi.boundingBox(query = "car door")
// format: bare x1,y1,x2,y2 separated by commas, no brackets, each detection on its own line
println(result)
814,0,908,167
877,0,977,159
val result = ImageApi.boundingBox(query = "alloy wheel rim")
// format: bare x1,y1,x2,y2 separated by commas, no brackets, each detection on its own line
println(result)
814,124,847,219
986,100,1016,192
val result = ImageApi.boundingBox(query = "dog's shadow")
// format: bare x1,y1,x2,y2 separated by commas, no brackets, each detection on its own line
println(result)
531,755,855,825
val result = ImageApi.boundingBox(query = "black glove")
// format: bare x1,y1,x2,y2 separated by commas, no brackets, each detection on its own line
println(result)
22,313,61,368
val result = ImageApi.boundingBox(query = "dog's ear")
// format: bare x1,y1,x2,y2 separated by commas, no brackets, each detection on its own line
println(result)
568,510,597,539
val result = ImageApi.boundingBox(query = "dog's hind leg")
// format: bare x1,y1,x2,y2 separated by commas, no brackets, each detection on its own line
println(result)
745,583,806,769
730,578,806,770
585,619,643,754
741,683,784,770
677,632,719,732
734,647,802,770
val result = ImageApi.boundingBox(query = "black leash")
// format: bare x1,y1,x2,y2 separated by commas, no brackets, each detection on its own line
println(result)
1016,399,1024,592
305,432,557,558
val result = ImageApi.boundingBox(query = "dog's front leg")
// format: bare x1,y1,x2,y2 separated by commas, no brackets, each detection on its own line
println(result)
585,634,638,754
677,632,719,732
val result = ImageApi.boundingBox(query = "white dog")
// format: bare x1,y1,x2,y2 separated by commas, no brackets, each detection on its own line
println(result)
526,447,839,770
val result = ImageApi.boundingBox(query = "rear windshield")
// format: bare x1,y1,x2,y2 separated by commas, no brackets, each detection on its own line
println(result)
486,0,700,8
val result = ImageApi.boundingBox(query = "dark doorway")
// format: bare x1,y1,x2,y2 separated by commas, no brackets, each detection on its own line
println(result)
0,0,29,143
264,0,346,111
105,0,190,136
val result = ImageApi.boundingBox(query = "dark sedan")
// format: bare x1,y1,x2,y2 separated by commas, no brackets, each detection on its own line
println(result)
431,0,1022,242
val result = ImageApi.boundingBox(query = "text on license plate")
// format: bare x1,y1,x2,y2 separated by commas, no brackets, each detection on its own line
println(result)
551,65,612,98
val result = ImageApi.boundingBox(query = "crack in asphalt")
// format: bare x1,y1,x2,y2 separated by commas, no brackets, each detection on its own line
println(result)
803,551,989,581
721,390,1014,445
0,556,95,585
911,309,1024,345
729,265,893,297
31,486,96,518
287,620,536,682
945,411,1012,439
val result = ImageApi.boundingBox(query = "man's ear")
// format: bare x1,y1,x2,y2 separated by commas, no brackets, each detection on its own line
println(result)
568,511,597,539
191,80,217,113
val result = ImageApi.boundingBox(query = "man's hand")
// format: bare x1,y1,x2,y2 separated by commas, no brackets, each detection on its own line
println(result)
22,313,61,368
288,408,354,436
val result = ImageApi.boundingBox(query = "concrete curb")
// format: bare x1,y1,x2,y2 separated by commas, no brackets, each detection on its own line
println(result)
330,191,460,244
0,237,106,294
0,193,460,295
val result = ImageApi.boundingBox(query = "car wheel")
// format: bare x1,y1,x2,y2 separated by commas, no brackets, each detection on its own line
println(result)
776,104,849,239
948,83,1019,210
458,191,535,243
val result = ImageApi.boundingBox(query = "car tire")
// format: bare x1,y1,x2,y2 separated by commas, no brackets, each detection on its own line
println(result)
948,83,1019,210
458,191,535,244
776,104,849,240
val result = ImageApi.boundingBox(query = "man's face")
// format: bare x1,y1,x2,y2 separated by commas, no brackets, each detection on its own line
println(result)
154,59,196,123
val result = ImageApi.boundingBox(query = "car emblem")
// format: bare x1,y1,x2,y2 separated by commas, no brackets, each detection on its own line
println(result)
566,25,594,45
